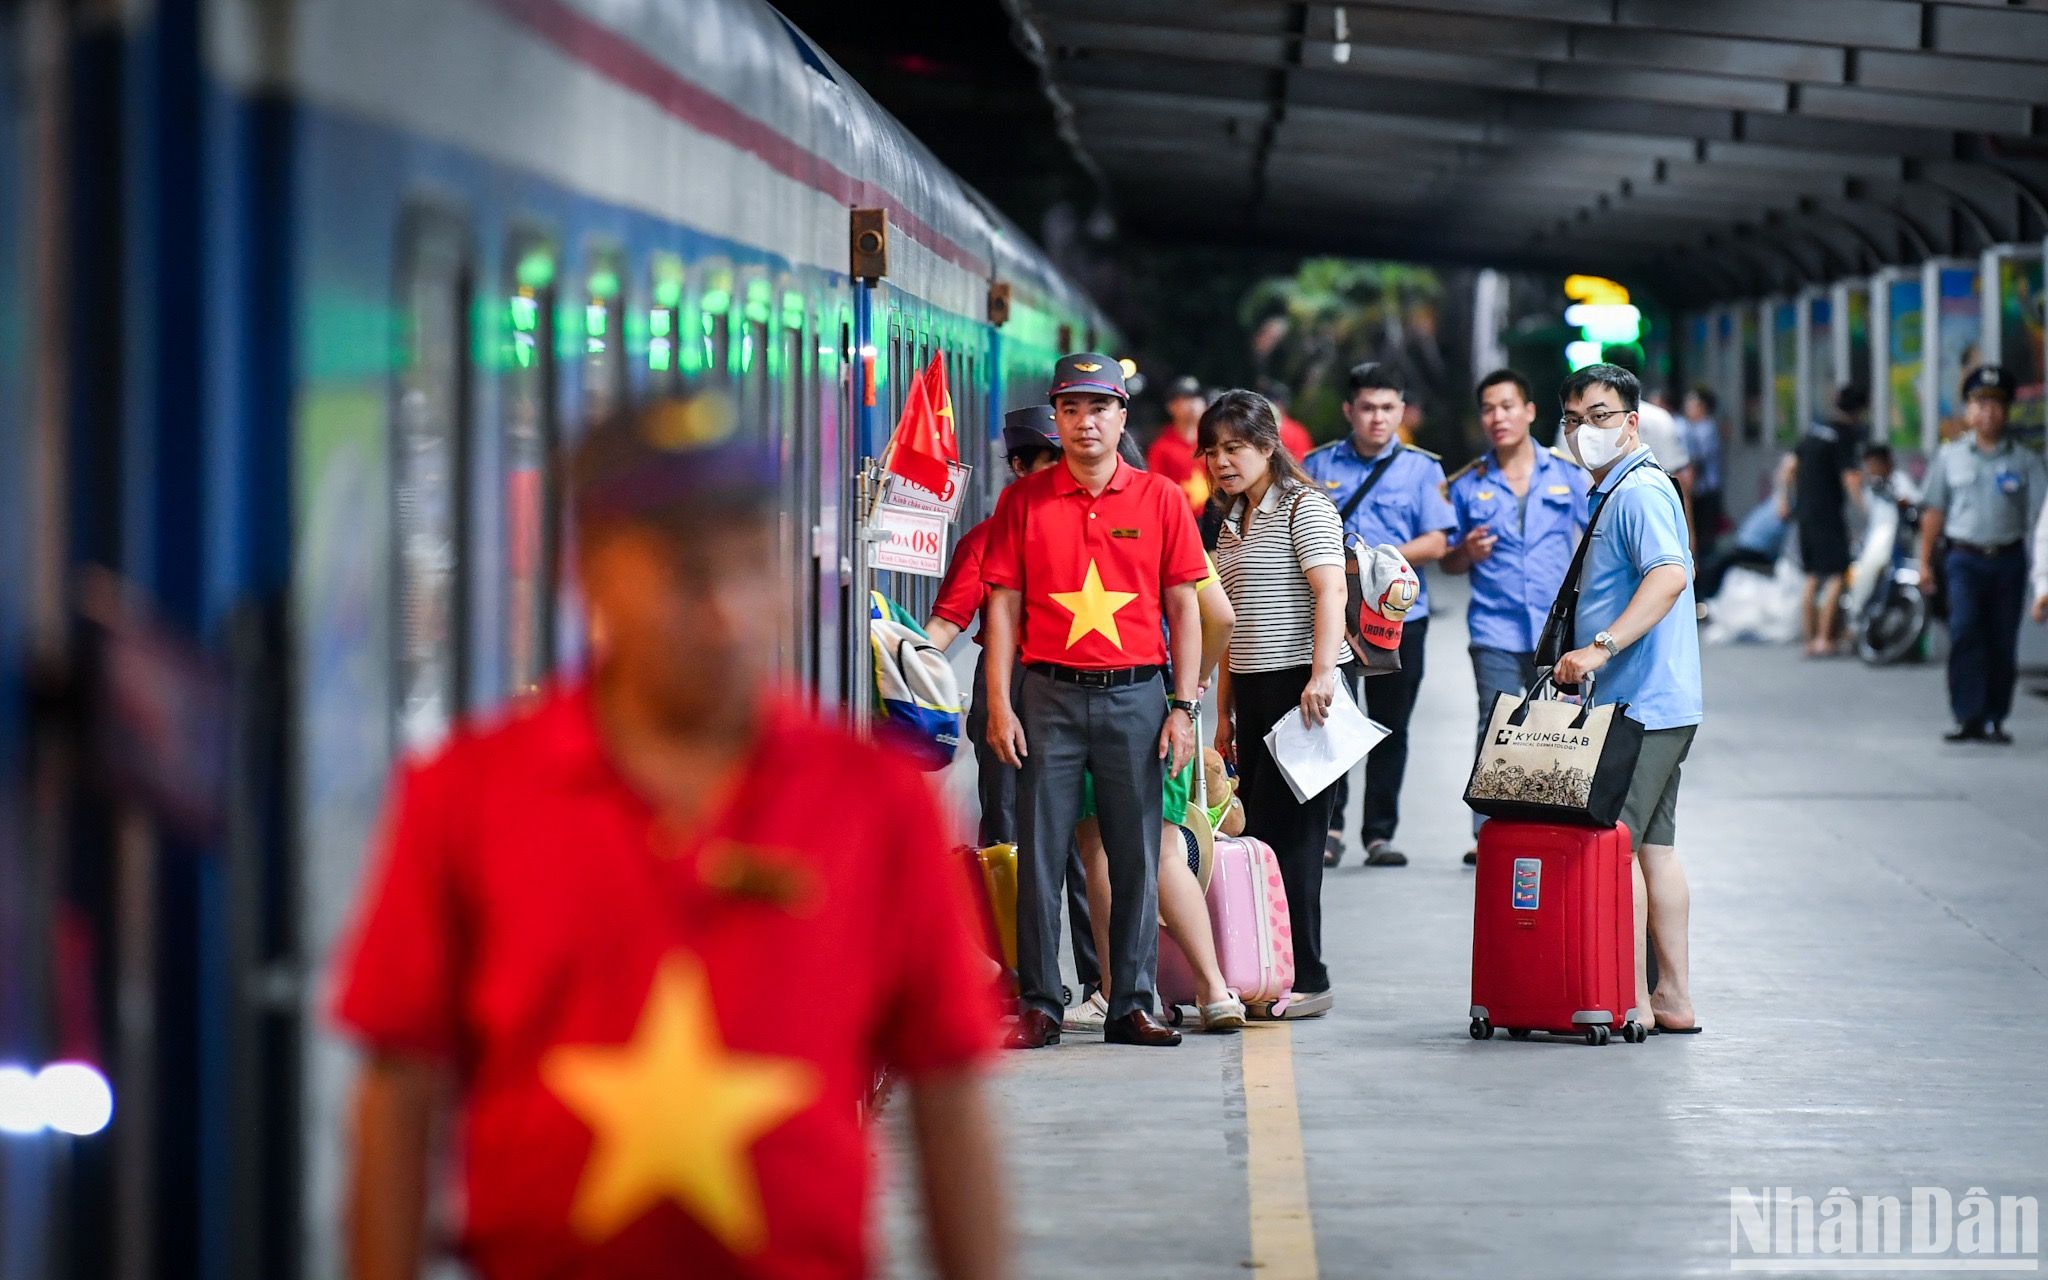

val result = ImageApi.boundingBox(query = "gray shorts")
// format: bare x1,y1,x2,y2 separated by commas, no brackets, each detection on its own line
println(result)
1619,725,1698,850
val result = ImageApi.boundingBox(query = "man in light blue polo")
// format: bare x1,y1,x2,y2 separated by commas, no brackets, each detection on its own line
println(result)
1303,362,1456,868
1442,368,1590,867
1551,362,1703,1037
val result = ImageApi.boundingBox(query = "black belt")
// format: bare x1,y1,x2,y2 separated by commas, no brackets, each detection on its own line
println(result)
1949,539,2022,557
1025,662,1163,689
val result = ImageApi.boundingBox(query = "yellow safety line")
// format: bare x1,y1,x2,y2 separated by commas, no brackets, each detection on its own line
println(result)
1242,1025,1318,1278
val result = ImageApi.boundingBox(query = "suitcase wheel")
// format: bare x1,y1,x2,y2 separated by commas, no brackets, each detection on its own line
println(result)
1620,1020,1648,1044
1583,1025,1612,1046
1468,1017,1494,1040
1062,984,1073,1007
1165,1005,1185,1028
1507,1028,1532,1040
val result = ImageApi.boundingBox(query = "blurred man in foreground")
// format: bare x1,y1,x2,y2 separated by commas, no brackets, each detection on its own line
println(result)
333,396,1007,1280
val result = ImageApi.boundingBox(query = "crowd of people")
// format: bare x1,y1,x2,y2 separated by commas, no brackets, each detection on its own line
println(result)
927,356,1708,1046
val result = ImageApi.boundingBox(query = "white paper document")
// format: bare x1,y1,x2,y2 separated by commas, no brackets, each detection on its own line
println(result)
1262,682,1390,804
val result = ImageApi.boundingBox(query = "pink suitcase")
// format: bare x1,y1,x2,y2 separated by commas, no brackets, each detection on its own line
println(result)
1159,834,1296,1016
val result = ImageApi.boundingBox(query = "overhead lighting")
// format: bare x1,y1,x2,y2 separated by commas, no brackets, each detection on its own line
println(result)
1332,7,1351,65
1564,303,1643,344
1565,341,1605,372
0,1061,115,1138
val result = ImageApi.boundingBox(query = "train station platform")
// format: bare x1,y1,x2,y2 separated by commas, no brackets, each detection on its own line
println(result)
887,581,2048,1279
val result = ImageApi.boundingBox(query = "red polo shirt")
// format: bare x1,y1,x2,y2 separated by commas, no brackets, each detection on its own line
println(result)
929,517,993,647
1279,414,1313,462
1145,428,1210,513
981,457,1208,669
330,684,997,1280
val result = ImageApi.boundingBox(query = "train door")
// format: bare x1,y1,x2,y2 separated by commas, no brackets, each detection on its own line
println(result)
579,244,625,426
500,232,559,698
776,281,821,695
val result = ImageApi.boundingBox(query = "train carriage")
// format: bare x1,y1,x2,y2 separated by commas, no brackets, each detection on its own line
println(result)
0,0,1117,1274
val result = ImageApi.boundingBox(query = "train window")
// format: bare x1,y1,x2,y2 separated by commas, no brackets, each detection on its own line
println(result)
503,234,559,696
647,253,684,396
392,210,471,752
582,246,625,423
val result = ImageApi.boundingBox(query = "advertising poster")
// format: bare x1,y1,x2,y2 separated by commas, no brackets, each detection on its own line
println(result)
1807,294,1834,425
1935,266,1981,442
1886,277,1924,450
1844,286,1870,395
1996,255,2044,448
1772,302,1798,444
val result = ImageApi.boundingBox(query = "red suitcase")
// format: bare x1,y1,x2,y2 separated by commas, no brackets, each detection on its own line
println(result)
1468,819,1647,1046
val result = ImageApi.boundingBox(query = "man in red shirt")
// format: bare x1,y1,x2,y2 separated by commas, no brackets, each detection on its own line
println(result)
331,396,1007,1280
1259,378,1315,462
926,406,1099,997
983,354,1208,1050
1145,374,1211,515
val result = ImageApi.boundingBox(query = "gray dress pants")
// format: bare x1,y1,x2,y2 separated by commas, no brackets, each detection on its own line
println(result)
1016,668,1165,1021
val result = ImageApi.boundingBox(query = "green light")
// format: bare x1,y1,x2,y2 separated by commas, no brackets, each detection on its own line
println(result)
700,288,731,316
510,294,538,332
585,304,608,338
588,266,620,300
649,310,672,338
650,339,672,372
740,330,755,374
515,249,556,291
654,276,683,309
781,289,806,328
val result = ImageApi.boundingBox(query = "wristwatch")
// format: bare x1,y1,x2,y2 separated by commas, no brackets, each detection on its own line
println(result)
1167,697,1200,717
1594,631,1620,657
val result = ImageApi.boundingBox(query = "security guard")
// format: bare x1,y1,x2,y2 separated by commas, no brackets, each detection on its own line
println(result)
1917,365,2048,744
982,353,1209,1050
1441,368,1591,865
926,405,1100,999
1303,362,1457,868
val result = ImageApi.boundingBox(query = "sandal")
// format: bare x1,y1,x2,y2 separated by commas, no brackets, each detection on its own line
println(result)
1199,993,1248,1032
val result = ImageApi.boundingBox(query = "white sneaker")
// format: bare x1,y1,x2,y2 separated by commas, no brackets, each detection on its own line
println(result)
1061,991,1109,1033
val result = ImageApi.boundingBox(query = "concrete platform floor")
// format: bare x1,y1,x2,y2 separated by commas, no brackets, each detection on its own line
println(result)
886,588,2048,1278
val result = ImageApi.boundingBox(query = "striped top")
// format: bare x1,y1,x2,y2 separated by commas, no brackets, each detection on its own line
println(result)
1215,481,1346,673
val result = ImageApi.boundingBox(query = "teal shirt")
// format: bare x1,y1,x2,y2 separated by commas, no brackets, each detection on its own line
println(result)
1574,446,1703,731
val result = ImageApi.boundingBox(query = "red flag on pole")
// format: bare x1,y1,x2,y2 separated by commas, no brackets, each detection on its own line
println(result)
884,352,959,496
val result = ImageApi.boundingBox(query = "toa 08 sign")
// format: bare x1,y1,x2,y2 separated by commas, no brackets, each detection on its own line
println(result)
870,503,948,578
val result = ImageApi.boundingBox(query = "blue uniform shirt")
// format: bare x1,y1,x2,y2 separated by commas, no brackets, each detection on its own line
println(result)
1448,444,1592,653
1575,445,1703,732
1303,438,1456,621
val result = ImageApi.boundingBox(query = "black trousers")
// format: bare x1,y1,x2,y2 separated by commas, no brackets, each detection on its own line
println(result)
1229,665,1337,993
968,652,1100,989
1330,617,1429,845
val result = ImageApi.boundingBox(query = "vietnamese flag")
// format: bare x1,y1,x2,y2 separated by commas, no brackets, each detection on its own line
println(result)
884,352,958,496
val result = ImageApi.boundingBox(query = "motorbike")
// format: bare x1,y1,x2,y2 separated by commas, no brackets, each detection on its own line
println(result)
1852,493,1938,666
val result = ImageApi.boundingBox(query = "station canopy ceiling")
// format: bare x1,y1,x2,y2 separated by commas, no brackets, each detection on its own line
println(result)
1007,0,2048,303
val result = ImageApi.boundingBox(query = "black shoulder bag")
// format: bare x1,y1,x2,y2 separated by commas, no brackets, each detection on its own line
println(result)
1535,456,1660,689
1336,445,1401,525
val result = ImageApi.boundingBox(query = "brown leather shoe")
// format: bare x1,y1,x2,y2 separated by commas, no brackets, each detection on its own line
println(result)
1003,1009,1062,1050
1103,1010,1183,1047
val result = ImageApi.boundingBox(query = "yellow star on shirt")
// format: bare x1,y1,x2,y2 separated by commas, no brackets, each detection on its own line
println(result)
1049,559,1140,650
541,955,819,1254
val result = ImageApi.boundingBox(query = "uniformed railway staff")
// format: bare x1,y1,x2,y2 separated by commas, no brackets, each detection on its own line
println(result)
1917,365,2048,744
1303,362,1457,868
1441,369,1591,866
983,353,1210,1050
926,405,1100,1002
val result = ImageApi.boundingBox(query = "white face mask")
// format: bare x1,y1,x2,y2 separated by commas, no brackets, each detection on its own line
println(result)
1571,422,1629,471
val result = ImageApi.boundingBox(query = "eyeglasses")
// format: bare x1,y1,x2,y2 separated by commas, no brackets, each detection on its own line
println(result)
1559,406,1630,433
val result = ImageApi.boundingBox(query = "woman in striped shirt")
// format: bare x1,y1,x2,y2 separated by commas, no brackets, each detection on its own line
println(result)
1202,390,1350,1019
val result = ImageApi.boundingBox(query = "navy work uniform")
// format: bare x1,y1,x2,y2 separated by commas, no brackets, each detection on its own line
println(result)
1446,443,1591,837
1923,366,2048,741
1303,436,1456,857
